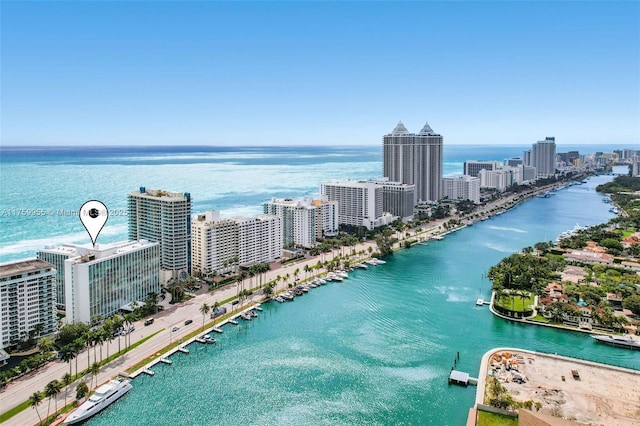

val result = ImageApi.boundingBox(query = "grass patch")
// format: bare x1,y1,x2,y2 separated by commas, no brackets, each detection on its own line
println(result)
477,410,518,426
530,314,549,323
495,294,535,313
0,399,30,423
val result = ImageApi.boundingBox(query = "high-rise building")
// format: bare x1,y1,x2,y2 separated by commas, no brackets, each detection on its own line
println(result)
632,155,640,177
383,121,443,203
41,241,160,324
264,198,318,248
376,179,415,221
478,169,514,192
128,187,191,283
463,160,501,177
191,211,282,278
321,180,388,229
310,197,339,240
531,137,557,178
0,259,57,349
442,176,480,203
38,245,78,309
505,158,523,167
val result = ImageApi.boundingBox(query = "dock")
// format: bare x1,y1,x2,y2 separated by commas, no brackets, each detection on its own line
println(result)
159,358,172,365
142,368,155,376
449,370,478,386
177,346,189,354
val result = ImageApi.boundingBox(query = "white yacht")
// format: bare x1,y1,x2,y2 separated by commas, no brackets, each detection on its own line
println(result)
66,378,132,424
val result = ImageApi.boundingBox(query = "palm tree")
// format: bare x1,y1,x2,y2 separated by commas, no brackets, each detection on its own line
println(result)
123,313,136,349
113,314,124,353
59,345,75,377
90,362,100,391
83,331,94,370
294,268,300,283
199,303,210,331
29,391,43,425
72,339,84,377
61,372,73,407
75,381,89,401
37,336,54,355
45,379,62,419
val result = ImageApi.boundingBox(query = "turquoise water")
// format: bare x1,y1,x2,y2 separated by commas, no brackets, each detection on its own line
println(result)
85,174,639,426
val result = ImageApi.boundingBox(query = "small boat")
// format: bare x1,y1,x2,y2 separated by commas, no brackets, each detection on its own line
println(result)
317,278,326,284
354,263,368,269
202,334,216,344
302,286,310,293
274,296,285,303
240,312,252,321
249,310,258,318
335,270,348,278
253,305,263,311
309,282,318,288
65,378,132,424
294,289,303,296
373,259,386,264
281,293,294,301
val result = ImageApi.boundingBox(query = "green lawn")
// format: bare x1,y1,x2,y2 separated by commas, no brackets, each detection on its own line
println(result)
495,293,535,313
477,410,518,426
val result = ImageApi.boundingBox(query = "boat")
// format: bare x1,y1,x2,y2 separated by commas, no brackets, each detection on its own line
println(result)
249,310,258,318
592,335,640,350
374,259,386,264
240,312,252,321
281,292,294,301
274,296,285,303
354,263,368,269
335,270,348,278
476,298,484,306
202,334,216,344
65,378,132,424
317,278,326,284
253,305,263,311
301,286,310,293
309,282,318,288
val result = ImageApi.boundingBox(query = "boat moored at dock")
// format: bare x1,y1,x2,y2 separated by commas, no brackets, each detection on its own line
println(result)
65,378,132,424
592,334,640,350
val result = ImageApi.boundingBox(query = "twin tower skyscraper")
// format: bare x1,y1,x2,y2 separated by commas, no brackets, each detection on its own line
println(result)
383,121,443,204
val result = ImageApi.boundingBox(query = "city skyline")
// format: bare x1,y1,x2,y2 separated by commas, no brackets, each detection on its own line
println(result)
2,1,638,147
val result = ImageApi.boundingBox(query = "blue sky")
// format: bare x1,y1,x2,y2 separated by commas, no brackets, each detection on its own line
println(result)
1,1,639,146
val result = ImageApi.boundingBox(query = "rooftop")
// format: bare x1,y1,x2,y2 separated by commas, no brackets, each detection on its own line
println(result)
0,258,54,278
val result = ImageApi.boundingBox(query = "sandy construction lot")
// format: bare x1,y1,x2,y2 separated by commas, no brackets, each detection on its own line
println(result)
485,350,640,425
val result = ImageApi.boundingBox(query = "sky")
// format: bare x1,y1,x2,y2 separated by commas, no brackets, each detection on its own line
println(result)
1,1,639,147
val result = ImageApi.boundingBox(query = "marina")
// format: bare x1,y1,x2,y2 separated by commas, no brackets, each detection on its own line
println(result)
82,174,640,426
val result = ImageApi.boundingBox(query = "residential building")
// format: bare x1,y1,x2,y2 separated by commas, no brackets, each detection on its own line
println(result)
38,245,78,309
632,155,640,177
478,169,514,192
0,259,57,349
264,198,318,248
463,160,501,177
442,176,480,203
43,241,160,324
383,121,443,203
505,158,523,167
531,137,557,178
128,187,192,283
320,179,394,230
377,179,415,221
191,211,282,278
310,197,339,239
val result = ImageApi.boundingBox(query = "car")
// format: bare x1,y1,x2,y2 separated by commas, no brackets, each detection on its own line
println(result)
231,300,239,305
172,326,180,332
144,318,154,326
184,319,193,325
